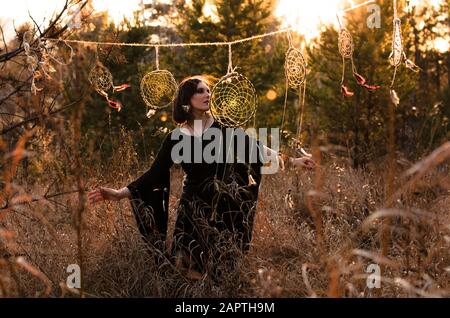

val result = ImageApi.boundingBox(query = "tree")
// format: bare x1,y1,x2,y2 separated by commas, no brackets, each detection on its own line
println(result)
305,0,448,166
171,0,288,129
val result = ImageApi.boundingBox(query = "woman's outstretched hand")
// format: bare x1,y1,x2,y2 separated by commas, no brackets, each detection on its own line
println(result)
88,187,130,204
291,156,316,170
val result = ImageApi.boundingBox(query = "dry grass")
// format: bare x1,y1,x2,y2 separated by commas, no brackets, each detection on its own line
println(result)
0,129,448,298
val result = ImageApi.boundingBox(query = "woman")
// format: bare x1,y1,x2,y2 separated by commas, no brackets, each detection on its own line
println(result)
88,76,315,277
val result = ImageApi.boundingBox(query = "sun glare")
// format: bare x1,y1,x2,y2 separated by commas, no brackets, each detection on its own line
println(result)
433,38,449,54
275,0,347,42
91,0,142,26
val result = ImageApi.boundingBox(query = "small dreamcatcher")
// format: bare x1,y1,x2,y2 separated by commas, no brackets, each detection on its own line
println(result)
337,15,380,97
23,31,73,95
140,47,178,118
210,44,257,128
389,0,420,106
88,46,130,111
282,30,311,158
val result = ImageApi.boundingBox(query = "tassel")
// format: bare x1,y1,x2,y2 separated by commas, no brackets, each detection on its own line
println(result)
390,89,400,106
248,174,257,186
405,59,420,73
97,89,109,99
146,108,157,118
341,84,354,97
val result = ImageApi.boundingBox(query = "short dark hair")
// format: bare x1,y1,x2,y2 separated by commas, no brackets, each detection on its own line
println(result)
173,77,201,124
172,75,216,124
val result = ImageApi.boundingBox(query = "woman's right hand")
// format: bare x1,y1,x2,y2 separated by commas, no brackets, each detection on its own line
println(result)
88,187,124,204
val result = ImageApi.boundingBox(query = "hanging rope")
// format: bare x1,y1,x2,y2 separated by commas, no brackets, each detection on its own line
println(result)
43,2,376,50
227,44,234,74
155,46,160,71
43,28,293,48
393,0,398,19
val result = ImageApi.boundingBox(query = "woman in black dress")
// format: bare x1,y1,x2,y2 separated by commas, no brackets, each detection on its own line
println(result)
88,76,315,276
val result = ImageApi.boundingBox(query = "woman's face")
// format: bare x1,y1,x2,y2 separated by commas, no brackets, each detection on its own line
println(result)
190,81,211,112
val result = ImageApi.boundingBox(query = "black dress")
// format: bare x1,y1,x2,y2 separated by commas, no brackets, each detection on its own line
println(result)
126,120,264,273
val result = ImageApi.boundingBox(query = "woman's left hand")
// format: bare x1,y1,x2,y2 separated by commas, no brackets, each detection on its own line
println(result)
291,157,316,170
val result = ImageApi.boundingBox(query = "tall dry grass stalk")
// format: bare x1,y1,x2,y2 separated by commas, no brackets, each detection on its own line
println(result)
0,125,449,297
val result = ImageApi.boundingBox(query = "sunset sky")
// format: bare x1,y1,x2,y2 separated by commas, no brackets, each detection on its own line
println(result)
0,0,448,52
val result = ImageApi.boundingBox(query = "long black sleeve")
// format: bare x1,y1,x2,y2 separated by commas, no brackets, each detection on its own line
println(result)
127,133,174,245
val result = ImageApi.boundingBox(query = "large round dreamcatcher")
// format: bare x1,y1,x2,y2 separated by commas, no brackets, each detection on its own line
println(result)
88,46,130,111
140,47,178,118
389,0,420,106
210,44,257,128
337,15,380,97
210,44,258,186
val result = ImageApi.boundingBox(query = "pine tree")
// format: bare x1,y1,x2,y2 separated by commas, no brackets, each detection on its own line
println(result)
171,0,287,128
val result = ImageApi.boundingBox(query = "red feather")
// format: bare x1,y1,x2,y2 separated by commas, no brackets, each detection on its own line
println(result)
353,72,367,85
362,83,381,91
341,85,354,97
353,72,381,91
107,99,122,111
113,84,131,92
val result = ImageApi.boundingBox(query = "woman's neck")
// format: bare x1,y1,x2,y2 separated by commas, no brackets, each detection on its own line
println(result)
191,109,209,121
187,111,210,126
184,112,213,136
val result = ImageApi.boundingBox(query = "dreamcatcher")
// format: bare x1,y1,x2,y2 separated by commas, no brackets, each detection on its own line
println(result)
337,15,380,97
88,46,130,111
23,31,73,95
389,0,420,106
210,44,258,186
282,30,311,158
140,47,178,118
210,44,257,128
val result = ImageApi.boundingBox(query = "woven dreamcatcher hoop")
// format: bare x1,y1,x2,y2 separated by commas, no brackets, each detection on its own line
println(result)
140,47,178,118
390,18,403,68
389,0,420,106
88,46,130,111
337,14,380,97
285,38,307,89
210,44,257,128
338,28,354,60
88,63,113,93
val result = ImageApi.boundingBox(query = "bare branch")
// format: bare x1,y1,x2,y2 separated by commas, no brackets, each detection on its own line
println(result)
0,25,8,62
0,76,32,106
28,10,43,36
1,99,81,135
0,1,88,63
0,113,26,119
1,189,79,211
